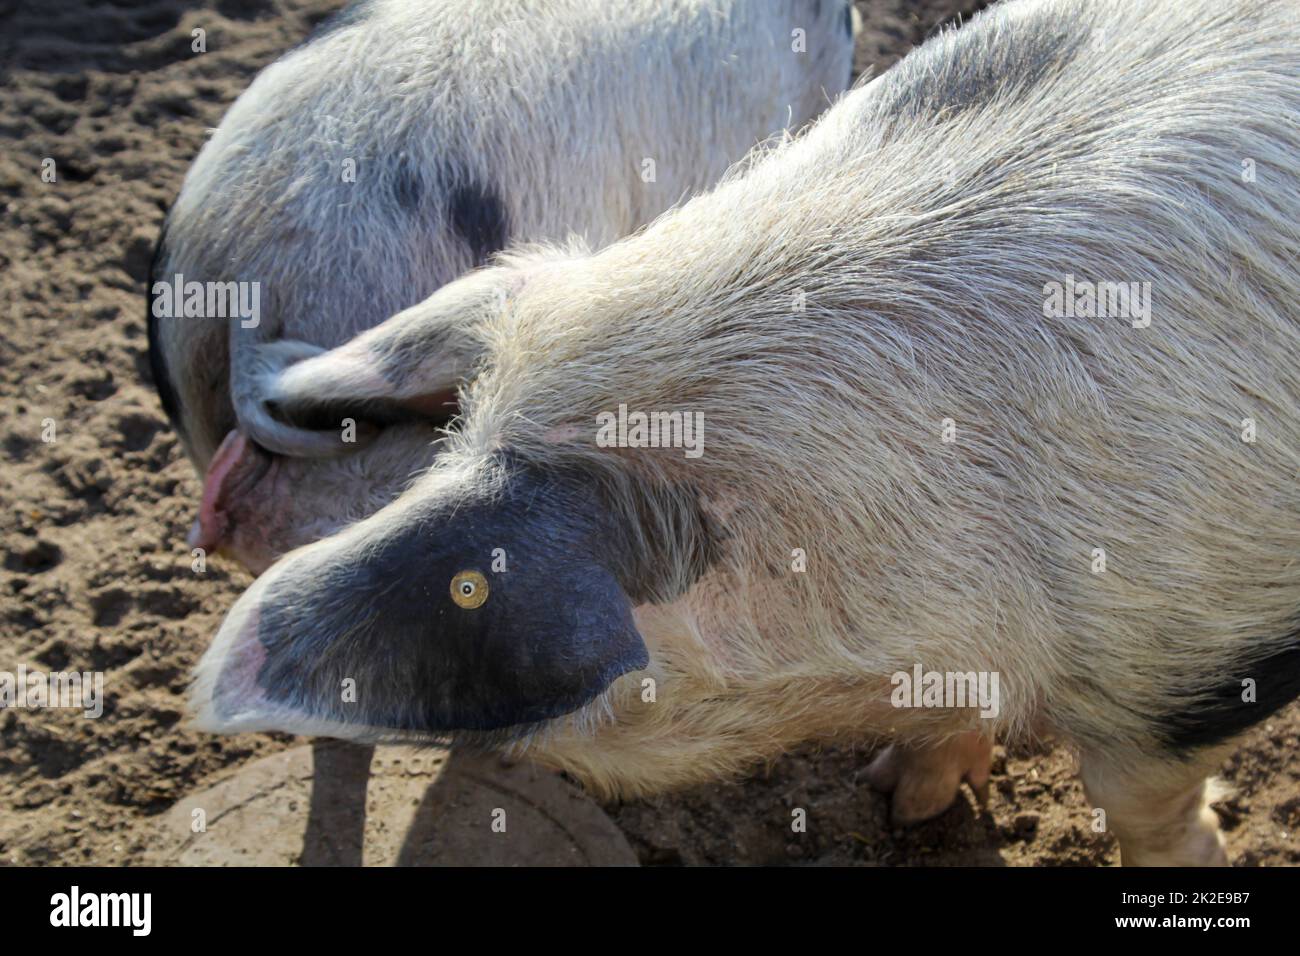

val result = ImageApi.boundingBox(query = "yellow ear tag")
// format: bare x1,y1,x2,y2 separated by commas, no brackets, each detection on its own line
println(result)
450,570,489,609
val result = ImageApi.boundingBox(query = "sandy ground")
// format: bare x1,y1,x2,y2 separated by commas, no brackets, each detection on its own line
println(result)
1,0,1298,867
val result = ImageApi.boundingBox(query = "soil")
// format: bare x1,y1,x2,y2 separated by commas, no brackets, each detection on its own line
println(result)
1,0,1297,867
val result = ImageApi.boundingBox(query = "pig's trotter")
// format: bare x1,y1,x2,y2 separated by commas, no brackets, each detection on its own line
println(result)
865,732,993,825
1081,756,1228,867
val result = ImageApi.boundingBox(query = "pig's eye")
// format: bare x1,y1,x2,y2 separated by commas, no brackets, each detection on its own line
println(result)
450,570,489,609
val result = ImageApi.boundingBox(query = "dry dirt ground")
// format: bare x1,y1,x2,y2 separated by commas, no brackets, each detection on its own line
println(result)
2,0,1298,867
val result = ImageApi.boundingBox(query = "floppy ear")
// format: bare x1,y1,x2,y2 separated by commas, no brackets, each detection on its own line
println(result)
190,462,650,740
232,267,509,457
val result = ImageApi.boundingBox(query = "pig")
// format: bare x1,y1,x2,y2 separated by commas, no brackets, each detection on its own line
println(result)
192,0,1300,866
147,0,858,573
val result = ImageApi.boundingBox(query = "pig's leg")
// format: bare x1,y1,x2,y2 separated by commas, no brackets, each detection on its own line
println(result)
864,732,993,824
1080,753,1228,866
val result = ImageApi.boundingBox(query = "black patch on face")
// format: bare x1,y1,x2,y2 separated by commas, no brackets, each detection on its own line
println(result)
1160,635,1300,754
145,216,185,438
843,1,853,38
447,180,509,268
241,462,649,734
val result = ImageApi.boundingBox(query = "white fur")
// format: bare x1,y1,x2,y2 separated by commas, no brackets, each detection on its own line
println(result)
421,0,1300,794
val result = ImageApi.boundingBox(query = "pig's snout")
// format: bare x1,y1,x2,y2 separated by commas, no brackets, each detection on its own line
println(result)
190,430,284,574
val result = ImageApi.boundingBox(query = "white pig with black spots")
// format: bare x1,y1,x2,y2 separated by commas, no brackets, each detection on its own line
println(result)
148,0,857,572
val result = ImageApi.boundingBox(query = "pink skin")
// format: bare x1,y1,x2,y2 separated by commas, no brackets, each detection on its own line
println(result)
864,732,994,824
187,425,443,576
188,430,286,575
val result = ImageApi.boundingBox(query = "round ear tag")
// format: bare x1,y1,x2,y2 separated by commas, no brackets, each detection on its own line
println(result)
450,570,489,609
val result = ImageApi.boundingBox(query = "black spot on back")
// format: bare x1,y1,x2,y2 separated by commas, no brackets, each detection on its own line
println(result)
1161,633,1300,754
283,0,373,56
145,216,185,438
301,0,374,47
447,181,509,267
874,3,1086,126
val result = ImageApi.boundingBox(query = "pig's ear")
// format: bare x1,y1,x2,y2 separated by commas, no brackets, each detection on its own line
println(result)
232,267,509,458
190,464,651,740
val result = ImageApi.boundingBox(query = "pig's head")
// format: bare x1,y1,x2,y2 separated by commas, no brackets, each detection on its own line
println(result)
192,244,723,761
190,454,653,740
195,264,531,573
